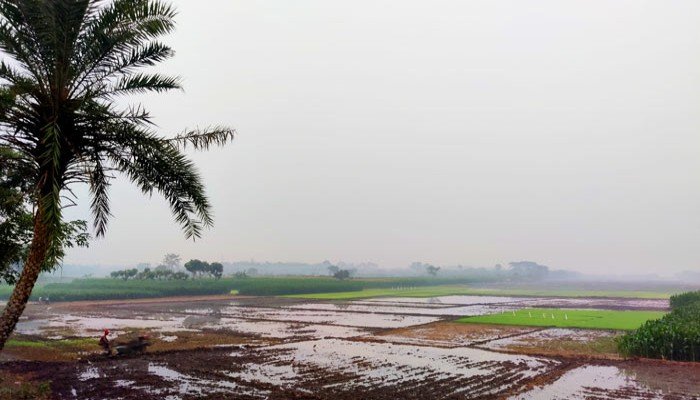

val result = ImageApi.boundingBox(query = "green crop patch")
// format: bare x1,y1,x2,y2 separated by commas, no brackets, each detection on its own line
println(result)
457,308,667,330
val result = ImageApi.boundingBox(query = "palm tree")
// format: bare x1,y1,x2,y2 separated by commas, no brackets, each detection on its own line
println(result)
0,0,234,350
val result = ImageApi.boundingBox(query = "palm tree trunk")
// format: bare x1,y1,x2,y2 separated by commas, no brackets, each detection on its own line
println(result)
0,207,51,351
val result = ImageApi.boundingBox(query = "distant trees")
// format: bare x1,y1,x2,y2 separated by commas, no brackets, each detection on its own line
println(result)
161,254,182,271
327,265,340,276
426,265,440,276
109,267,187,281
210,262,224,280
109,253,195,281
110,269,138,281
508,261,549,280
333,269,351,280
184,259,225,279
185,259,207,278
172,271,190,280
409,262,440,277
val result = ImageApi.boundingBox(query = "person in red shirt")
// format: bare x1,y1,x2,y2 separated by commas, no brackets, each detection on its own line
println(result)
99,329,112,356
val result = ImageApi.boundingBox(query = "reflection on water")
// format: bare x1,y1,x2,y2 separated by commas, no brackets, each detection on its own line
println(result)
513,364,700,400
228,338,557,396
620,362,700,396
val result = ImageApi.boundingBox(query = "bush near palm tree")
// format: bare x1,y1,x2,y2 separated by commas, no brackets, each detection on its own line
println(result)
0,0,234,350
0,147,89,285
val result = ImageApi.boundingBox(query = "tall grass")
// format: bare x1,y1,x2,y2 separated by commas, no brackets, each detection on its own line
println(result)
618,290,700,362
670,291,700,309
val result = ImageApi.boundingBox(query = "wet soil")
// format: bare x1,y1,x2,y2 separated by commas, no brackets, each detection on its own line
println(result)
371,321,538,348
2,294,697,399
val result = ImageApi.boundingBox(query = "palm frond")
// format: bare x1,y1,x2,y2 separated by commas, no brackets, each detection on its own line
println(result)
106,125,213,239
89,159,111,237
0,0,232,247
107,72,181,96
168,127,236,151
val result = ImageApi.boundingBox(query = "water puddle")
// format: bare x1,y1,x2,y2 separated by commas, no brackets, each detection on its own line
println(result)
15,315,194,337
202,317,369,339
517,298,670,311
208,306,442,328
374,323,536,348
147,363,248,399
228,339,559,397
78,366,102,381
287,302,518,317
365,295,537,306
512,364,699,399
483,328,619,351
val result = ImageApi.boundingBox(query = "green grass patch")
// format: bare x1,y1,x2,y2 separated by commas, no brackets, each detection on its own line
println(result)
6,338,94,349
457,308,667,330
5,340,49,348
0,276,481,301
289,286,673,300
0,277,677,302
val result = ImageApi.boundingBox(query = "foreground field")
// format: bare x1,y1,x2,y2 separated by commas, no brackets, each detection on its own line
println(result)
458,308,667,330
1,292,697,399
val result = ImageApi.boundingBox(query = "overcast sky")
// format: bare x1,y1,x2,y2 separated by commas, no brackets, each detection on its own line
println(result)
63,0,700,275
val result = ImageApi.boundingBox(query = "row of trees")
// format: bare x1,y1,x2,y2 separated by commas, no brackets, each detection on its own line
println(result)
109,254,224,280
184,259,223,279
110,268,189,281
409,261,549,280
326,265,354,280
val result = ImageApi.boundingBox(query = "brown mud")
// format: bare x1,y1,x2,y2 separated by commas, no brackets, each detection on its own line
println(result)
1,294,697,399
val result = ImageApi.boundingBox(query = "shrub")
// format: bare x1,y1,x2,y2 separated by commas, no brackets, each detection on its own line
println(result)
670,290,700,310
619,293,700,362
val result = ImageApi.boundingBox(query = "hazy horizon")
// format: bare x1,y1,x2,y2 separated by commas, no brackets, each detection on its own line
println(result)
62,0,700,276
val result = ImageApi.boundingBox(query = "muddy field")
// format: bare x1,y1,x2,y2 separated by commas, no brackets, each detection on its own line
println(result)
2,294,699,399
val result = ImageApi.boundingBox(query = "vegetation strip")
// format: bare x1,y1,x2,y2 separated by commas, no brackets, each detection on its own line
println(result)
1,277,473,301
0,278,676,302
618,290,700,361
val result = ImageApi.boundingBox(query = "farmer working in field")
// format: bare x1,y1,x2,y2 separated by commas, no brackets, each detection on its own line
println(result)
99,329,112,356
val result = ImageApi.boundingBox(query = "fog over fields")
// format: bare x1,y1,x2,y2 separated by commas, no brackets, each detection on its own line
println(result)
61,0,700,276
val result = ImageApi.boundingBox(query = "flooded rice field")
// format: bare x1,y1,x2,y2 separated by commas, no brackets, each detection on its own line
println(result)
482,328,621,352
286,302,518,317
3,294,698,399
512,363,700,399
516,297,670,311
364,295,536,306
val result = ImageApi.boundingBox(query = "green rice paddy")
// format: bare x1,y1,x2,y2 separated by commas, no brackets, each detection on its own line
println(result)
457,308,667,330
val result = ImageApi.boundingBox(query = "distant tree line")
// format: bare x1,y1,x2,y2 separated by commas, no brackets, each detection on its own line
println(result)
109,254,223,281
184,259,224,279
326,265,355,280
110,268,189,281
